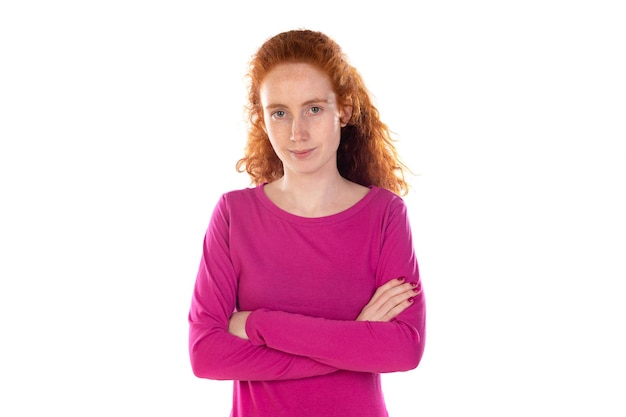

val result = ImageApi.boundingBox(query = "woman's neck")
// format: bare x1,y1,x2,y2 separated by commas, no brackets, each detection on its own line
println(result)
265,173,368,218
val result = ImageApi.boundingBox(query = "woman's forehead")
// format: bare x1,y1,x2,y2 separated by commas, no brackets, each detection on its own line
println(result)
260,63,336,107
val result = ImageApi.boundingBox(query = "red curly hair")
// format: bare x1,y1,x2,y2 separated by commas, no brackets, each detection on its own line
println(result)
236,29,411,196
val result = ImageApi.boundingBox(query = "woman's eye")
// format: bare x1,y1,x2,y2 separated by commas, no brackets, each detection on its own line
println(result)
273,110,286,118
310,106,321,114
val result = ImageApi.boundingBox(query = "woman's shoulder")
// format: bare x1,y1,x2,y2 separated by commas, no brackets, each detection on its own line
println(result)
369,186,406,207
206,185,263,224
222,185,257,198
218,185,261,207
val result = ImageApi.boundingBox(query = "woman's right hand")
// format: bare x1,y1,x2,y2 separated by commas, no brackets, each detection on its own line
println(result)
356,277,420,322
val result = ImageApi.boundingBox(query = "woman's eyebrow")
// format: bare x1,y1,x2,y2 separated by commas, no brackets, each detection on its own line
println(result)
265,98,330,111
301,98,330,106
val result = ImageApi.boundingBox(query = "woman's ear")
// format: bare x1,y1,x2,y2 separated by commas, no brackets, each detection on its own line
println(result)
340,105,353,127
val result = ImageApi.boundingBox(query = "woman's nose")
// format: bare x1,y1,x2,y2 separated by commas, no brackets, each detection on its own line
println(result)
290,117,308,142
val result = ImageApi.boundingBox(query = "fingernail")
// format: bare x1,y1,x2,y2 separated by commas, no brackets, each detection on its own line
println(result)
408,297,415,303
410,281,418,287
413,288,420,293
397,277,405,282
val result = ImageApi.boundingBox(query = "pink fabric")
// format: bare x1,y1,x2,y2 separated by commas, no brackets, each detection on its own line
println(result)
189,184,426,417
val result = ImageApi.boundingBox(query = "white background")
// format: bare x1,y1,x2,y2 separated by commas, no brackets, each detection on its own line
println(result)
1,1,625,416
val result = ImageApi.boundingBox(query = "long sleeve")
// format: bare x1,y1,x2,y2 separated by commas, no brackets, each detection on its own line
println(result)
188,195,338,381
243,198,426,373
245,306,423,373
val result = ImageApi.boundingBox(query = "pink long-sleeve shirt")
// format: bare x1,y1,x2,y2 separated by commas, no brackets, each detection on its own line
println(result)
189,184,426,417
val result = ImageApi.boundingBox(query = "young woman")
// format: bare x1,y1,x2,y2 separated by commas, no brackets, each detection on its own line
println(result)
188,29,426,417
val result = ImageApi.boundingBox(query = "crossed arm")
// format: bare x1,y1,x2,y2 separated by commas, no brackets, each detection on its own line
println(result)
190,268,424,380
228,277,420,339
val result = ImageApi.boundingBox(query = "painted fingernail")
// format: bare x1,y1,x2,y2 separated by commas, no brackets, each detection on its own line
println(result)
408,297,415,303
397,277,405,282
413,288,421,293
410,281,418,287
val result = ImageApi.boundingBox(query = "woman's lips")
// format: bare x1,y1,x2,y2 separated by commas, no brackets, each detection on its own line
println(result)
290,148,315,159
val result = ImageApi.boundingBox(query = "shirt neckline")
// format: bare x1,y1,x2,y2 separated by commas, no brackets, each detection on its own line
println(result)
254,182,380,225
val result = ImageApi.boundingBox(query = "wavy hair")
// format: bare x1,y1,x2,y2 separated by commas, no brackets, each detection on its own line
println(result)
235,29,411,196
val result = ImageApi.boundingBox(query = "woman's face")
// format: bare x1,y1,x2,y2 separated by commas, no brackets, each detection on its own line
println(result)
260,62,351,179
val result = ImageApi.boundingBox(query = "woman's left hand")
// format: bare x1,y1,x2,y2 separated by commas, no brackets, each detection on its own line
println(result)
356,278,418,322
228,311,252,340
